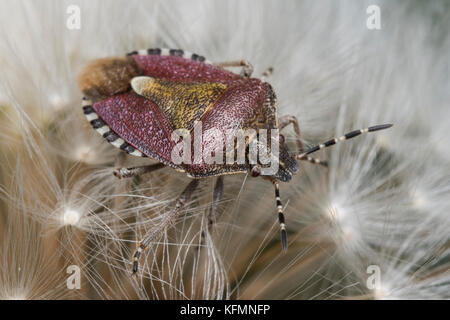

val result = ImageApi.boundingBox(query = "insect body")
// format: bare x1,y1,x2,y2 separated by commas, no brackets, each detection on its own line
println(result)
78,48,392,274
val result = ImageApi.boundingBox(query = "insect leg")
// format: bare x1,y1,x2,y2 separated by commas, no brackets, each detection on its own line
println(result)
197,176,224,250
278,115,303,154
132,179,199,274
214,60,254,77
278,115,327,167
295,124,393,159
273,181,288,252
261,67,274,82
113,163,165,179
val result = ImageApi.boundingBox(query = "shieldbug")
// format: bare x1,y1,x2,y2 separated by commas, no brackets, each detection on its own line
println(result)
77,48,392,274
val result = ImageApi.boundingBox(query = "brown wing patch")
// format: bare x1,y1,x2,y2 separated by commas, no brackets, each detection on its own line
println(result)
131,76,227,131
78,57,141,101
244,82,278,130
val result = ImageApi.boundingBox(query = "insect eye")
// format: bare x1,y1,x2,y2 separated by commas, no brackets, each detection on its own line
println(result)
251,165,261,177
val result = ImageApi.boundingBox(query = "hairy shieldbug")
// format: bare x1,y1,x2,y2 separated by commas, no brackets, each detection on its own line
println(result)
78,48,392,274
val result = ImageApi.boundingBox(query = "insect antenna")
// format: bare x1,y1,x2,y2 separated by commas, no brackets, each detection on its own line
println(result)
273,181,288,252
302,156,328,167
295,124,393,160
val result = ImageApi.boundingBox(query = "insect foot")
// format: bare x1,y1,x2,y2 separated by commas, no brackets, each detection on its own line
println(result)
113,168,133,179
113,164,165,179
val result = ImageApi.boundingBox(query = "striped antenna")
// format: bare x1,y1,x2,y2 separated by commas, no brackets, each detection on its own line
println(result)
274,182,288,252
296,124,393,159
302,156,328,167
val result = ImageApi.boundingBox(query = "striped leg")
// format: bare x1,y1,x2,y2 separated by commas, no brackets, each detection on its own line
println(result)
273,181,288,252
132,179,199,274
295,124,393,160
113,163,165,179
214,60,254,77
197,176,224,250
279,115,327,167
